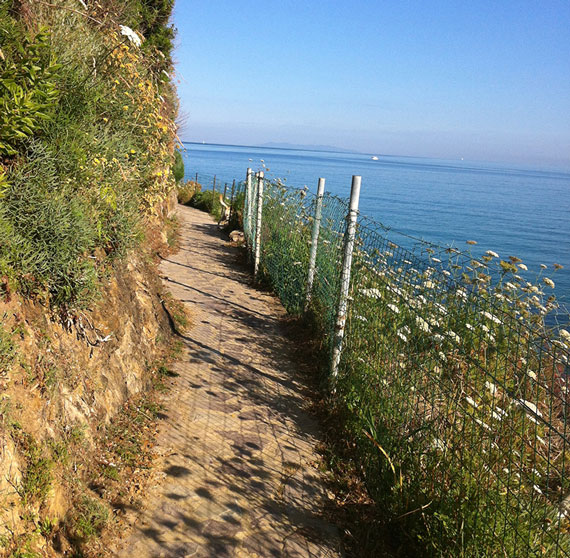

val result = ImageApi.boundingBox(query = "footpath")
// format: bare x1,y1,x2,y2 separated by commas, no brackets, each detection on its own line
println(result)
115,205,342,557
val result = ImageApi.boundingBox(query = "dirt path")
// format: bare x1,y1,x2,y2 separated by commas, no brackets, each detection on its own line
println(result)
115,205,342,557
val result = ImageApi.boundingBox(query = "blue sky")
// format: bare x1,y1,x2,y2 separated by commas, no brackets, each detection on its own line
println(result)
172,1,570,165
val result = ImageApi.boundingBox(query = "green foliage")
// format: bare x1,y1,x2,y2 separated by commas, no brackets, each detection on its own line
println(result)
172,149,184,182
17,437,53,507
243,178,570,557
0,323,16,374
177,180,200,204
0,29,60,157
68,496,109,540
0,0,177,308
189,190,223,221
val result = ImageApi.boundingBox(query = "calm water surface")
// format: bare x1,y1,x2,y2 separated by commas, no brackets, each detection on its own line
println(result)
181,143,570,306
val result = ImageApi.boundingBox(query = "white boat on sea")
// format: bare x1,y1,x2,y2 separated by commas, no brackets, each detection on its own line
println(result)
371,156,379,160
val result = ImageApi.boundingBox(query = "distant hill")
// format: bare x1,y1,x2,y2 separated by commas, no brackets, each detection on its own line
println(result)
261,142,359,154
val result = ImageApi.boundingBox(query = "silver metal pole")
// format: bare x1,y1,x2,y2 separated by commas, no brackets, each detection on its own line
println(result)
253,171,264,280
246,168,253,248
304,178,326,312
331,175,361,380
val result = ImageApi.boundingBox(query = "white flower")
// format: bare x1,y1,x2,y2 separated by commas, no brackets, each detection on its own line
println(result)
474,417,491,431
448,330,461,344
486,250,499,258
465,396,478,408
540,264,547,270
521,400,541,416
560,329,570,342
120,25,143,47
543,277,555,288
424,280,434,289
518,263,528,271
485,381,498,395
396,330,408,343
360,288,382,299
432,438,446,451
415,316,430,333
482,311,501,325
466,323,474,331
527,370,537,381
387,303,400,314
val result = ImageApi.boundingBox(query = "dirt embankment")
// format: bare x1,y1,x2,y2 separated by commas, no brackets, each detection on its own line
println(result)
0,192,180,555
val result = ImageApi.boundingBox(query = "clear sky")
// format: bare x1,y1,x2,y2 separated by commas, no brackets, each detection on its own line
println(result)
172,1,570,166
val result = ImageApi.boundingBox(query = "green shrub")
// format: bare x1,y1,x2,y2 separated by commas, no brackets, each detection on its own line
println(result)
172,149,184,182
177,180,200,204
0,324,16,375
0,30,60,157
0,0,178,309
189,190,223,221
68,496,109,540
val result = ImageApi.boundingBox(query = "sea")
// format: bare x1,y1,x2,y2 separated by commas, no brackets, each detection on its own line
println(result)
180,142,570,310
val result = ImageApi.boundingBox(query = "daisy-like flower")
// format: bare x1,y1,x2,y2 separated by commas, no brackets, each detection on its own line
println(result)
415,316,430,333
518,263,528,271
560,329,570,342
120,25,143,47
543,277,555,288
540,264,547,270
465,395,478,408
486,250,499,258
387,303,400,314
482,311,501,325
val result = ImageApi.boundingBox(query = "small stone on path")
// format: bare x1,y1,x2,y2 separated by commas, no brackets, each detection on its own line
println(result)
114,205,342,557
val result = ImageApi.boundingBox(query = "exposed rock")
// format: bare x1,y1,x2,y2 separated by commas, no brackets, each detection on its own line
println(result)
229,230,245,244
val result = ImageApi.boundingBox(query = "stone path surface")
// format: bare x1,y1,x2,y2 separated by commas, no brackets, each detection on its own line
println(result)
115,205,342,557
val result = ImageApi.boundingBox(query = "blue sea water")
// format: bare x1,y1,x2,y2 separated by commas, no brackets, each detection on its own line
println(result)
180,142,570,306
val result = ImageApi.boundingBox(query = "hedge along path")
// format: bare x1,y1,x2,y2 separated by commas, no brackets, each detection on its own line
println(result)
115,205,342,558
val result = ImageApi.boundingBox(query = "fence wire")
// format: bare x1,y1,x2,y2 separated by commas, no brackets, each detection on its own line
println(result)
233,172,570,556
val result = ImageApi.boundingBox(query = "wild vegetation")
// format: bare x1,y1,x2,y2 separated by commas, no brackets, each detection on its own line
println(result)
0,0,179,555
238,176,570,557
0,0,177,308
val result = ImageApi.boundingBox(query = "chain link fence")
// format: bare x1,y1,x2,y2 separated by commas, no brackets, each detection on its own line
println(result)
215,168,570,556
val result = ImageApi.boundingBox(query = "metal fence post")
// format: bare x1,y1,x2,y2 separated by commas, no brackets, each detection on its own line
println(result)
331,175,361,380
246,168,253,249
253,171,264,280
304,178,326,312
211,175,216,212
251,172,258,259
228,179,236,223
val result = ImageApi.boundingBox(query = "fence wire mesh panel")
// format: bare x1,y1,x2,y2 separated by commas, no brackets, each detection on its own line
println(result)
194,168,570,556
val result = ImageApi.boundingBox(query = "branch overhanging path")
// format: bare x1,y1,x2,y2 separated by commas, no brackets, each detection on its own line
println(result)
115,204,342,557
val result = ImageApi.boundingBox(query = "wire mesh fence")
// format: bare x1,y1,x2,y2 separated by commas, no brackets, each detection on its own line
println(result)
200,167,570,556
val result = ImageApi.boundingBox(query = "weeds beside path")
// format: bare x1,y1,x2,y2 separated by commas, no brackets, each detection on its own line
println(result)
114,205,342,557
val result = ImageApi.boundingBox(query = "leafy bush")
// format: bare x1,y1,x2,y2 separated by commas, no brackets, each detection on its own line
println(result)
189,190,223,221
177,179,200,204
0,0,177,308
68,496,109,540
172,149,184,182
0,324,16,375
0,30,60,157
